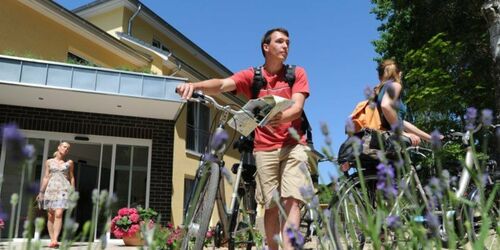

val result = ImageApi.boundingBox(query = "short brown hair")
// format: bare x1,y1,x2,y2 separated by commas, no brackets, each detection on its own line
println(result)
260,28,289,57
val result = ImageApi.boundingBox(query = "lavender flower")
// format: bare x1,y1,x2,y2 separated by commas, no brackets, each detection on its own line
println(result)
425,212,440,235
299,184,314,201
320,122,329,136
210,127,228,152
286,226,305,249
376,163,397,199
26,181,40,195
348,136,362,157
386,215,401,229
464,107,477,131
221,167,233,185
1,123,34,161
481,109,493,126
364,85,374,100
390,120,403,136
385,82,396,99
324,136,332,146
430,130,442,150
345,119,355,135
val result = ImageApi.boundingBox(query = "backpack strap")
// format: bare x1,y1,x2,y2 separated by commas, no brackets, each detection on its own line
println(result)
251,66,266,99
284,64,296,87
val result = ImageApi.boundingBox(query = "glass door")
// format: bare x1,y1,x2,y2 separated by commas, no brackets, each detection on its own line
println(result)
0,130,151,240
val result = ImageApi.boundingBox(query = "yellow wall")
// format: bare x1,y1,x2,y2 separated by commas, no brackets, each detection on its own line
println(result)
0,1,143,70
171,103,241,226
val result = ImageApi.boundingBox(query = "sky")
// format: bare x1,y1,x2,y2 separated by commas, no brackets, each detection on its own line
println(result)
55,0,382,184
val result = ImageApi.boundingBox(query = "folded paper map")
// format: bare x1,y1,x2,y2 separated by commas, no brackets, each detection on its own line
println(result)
227,95,294,136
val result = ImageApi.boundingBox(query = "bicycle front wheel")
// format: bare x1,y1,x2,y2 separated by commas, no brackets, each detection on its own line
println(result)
181,162,220,250
334,175,378,250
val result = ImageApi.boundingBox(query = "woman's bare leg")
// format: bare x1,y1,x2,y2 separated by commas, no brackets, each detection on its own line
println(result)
47,210,55,243
52,208,64,244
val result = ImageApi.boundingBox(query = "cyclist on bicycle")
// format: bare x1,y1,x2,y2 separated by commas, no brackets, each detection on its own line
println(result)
376,59,435,145
176,27,313,250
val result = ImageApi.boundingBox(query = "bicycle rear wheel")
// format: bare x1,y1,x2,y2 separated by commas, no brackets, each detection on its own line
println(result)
181,162,220,250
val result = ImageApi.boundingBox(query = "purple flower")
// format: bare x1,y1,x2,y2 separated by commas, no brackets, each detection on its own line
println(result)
348,136,362,157
286,226,305,249
23,144,35,160
210,128,228,152
320,122,329,136
386,215,401,229
364,86,374,100
1,123,33,161
324,136,332,146
385,82,396,99
376,163,397,199
390,121,403,136
430,130,442,150
464,107,477,131
26,181,40,195
481,109,493,126
299,186,315,201
425,212,440,234
345,119,355,135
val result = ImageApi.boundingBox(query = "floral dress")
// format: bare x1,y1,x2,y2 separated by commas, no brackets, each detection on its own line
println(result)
42,159,71,210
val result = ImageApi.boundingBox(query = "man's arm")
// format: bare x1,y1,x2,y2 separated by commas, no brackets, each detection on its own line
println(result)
267,92,306,126
176,78,237,99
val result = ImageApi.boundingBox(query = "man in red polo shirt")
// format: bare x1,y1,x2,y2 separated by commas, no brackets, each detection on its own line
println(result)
176,27,312,250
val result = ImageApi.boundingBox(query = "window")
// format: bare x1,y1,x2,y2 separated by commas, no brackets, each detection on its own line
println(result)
66,52,96,66
186,102,210,153
152,38,170,53
183,177,195,212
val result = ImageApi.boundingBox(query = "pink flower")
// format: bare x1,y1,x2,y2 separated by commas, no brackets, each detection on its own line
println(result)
129,213,140,223
167,222,173,229
118,208,129,216
128,208,138,215
113,229,124,238
167,239,173,245
206,230,213,238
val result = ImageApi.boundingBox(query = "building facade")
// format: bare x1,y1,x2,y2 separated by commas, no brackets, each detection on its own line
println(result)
0,0,243,240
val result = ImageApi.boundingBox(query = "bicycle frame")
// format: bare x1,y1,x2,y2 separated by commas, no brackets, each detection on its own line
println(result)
181,91,257,249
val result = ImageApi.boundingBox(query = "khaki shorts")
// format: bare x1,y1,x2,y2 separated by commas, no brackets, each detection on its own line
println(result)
254,144,313,209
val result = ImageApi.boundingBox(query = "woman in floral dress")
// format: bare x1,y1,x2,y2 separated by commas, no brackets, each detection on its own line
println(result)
37,142,75,248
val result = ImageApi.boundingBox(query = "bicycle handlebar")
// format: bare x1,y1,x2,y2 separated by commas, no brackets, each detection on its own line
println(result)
179,90,240,116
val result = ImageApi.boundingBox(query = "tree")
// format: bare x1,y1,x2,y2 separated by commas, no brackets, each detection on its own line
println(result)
482,0,500,120
371,0,496,132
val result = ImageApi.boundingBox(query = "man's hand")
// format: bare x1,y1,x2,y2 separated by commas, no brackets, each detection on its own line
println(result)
175,83,195,100
267,111,283,127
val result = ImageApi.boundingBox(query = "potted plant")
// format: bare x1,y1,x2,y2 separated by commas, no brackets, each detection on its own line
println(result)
110,206,157,246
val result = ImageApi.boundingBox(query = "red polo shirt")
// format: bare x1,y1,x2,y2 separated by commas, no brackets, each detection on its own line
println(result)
230,66,310,151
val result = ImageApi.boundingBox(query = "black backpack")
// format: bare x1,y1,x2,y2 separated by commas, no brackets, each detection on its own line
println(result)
251,65,314,147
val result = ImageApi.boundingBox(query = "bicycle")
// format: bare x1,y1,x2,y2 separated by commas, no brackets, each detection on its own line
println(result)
180,91,258,250
332,126,499,249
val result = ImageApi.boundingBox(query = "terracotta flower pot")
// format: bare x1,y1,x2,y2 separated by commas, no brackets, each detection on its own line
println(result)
122,232,144,246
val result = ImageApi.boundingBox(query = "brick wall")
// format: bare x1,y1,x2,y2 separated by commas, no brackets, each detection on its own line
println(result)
0,104,174,222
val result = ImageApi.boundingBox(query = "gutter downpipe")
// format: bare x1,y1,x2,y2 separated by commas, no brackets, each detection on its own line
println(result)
128,4,142,35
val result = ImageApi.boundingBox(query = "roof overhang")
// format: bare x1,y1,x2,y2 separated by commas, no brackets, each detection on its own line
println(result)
0,83,182,120
0,55,186,120
18,0,152,67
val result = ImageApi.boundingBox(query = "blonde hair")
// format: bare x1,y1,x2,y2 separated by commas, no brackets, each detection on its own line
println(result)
53,141,70,157
375,59,402,93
